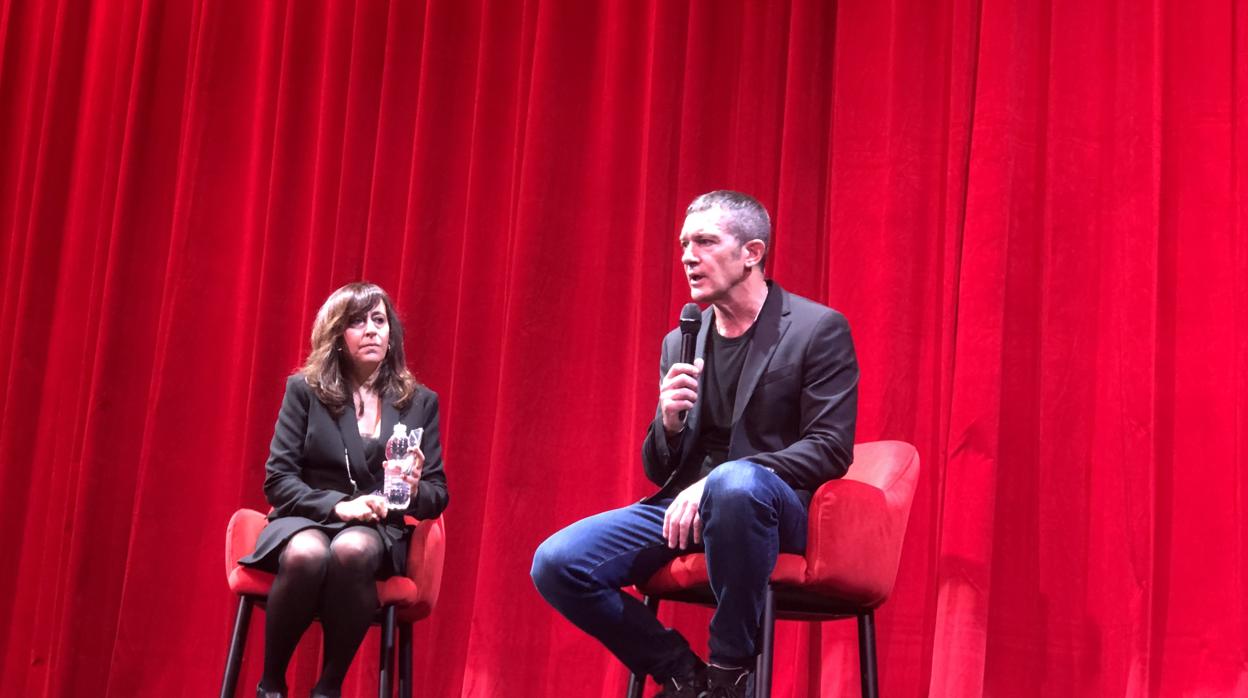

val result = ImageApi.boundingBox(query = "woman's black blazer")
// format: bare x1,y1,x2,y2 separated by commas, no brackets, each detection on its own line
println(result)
263,373,449,523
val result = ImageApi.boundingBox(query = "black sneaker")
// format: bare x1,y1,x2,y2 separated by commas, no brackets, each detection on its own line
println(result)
705,665,751,698
309,680,341,698
655,660,707,697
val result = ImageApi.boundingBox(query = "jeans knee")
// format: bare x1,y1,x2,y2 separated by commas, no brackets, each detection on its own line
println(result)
531,531,587,599
704,460,766,508
531,535,565,593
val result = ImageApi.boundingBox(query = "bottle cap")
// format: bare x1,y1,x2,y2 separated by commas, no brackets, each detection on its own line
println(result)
392,423,407,438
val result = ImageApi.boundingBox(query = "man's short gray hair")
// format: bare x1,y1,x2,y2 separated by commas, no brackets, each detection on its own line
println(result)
686,190,772,256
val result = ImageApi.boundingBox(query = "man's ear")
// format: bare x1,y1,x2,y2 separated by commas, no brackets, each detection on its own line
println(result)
743,239,766,268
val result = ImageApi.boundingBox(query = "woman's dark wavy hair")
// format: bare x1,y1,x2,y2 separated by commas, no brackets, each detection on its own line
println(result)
299,282,418,417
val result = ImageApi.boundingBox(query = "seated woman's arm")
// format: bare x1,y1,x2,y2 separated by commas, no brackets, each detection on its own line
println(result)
408,389,449,520
263,375,350,522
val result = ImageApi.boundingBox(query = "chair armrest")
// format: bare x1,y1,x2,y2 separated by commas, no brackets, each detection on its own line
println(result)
225,509,268,576
803,479,900,605
403,515,446,610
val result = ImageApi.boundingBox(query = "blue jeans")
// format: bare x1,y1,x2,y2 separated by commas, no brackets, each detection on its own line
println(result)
531,460,808,679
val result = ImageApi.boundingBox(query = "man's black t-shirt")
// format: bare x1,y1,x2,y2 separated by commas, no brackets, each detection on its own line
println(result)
696,318,757,479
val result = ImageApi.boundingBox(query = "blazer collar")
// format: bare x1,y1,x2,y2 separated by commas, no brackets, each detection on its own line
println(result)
731,281,790,424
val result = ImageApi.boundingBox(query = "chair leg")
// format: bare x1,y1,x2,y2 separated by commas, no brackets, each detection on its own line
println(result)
857,610,879,698
625,595,661,698
220,596,253,698
378,605,397,698
754,585,775,698
398,622,413,698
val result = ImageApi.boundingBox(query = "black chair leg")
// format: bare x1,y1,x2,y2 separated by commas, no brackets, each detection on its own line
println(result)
625,595,661,698
754,585,775,698
220,596,253,698
398,622,413,698
857,610,879,698
378,605,397,698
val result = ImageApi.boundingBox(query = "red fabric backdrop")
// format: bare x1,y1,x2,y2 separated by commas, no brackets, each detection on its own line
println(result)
1,0,1245,696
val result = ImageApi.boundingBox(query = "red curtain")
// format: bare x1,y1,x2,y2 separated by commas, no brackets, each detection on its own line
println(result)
1,0,1245,696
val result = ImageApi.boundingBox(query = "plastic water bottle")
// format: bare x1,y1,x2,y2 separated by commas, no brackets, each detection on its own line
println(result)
384,424,422,509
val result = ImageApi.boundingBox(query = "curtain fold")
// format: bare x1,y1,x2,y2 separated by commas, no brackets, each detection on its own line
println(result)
1,0,1244,695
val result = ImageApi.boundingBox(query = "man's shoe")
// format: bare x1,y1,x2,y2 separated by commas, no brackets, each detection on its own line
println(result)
655,660,707,697
309,679,342,698
705,664,751,698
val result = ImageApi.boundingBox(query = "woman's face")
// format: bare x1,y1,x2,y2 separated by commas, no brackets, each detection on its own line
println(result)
341,299,390,374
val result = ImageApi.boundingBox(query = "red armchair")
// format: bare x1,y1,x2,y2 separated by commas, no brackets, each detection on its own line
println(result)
626,440,919,698
220,509,446,698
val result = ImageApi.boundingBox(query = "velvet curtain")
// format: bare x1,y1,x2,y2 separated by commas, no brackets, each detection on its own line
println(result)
1,0,1244,696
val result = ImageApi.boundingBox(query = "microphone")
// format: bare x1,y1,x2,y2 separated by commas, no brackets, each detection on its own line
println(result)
677,303,701,422
679,303,701,365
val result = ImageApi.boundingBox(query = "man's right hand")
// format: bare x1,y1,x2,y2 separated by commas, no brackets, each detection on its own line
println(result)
659,358,703,435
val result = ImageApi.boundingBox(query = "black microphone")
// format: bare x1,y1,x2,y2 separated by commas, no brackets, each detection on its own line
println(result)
679,303,701,365
677,303,701,422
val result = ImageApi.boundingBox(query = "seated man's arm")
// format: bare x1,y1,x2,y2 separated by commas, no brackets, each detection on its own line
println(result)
642,331,686,486
748,310,858,490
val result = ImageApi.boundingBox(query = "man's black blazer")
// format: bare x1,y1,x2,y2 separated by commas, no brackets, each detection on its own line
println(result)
640,282,858,506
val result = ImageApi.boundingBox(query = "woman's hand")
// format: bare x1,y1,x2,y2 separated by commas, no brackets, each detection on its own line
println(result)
384,446,427,496
334,495,389,523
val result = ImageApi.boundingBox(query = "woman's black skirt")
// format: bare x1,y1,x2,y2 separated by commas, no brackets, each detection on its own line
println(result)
238,515,410,579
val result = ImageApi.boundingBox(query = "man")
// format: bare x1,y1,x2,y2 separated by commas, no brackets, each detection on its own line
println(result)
532,191,858,697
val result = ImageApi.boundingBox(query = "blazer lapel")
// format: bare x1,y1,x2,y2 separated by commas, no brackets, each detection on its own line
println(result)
379,399,400,446
731,283,791,425
336,406,370,493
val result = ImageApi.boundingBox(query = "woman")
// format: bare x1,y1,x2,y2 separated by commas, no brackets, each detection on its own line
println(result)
240,282,449,698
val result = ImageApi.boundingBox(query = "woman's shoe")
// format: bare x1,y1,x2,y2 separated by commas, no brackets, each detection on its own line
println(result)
256,684,285,698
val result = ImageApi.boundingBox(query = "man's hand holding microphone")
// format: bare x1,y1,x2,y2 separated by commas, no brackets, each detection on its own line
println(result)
661,303,707,550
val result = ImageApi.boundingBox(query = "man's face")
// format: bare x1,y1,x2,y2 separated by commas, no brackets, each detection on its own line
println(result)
679,208,750,304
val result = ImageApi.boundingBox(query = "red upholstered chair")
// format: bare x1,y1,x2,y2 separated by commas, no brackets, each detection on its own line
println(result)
626,440,919,698
220,509,446,698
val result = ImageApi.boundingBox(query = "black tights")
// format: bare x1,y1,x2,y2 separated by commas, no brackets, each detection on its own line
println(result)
260,526,383,695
